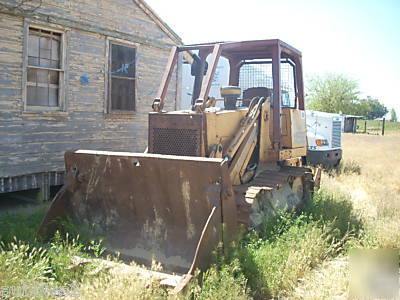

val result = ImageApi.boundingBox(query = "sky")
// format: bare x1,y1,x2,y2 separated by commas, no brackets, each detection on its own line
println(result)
146,0,400,115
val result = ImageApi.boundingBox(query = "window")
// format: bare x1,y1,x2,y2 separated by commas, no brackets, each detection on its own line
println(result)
239,60,296,108
108,43,136,112
239,62,273,93
26,27,64,108
280,61,296,108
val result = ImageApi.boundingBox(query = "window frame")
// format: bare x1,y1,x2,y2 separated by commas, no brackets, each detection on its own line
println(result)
105,38,138,115
22,20,67,112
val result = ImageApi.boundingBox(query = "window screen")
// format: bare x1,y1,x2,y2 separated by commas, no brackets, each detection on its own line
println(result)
26,28,61,106
239,60,296,108
109,43,136,111
281,61,296,108
239,62,273,92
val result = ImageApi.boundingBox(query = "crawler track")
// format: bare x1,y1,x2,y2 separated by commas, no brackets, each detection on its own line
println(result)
234,166,314,228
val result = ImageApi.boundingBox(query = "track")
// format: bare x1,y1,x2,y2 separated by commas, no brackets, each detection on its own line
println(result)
234,166,314,228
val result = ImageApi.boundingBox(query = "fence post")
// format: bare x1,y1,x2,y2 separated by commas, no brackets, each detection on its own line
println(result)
382,118,385,136
364,120,367,133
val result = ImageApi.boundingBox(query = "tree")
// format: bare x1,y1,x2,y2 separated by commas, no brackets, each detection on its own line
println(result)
357,96,388,119
306,74,359,114
306,74,388,119
391,108,398,122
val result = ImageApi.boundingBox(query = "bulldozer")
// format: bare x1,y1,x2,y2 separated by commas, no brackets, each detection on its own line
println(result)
39,39,314,292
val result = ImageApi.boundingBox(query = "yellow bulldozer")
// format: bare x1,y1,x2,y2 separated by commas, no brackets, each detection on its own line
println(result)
39,39,315,292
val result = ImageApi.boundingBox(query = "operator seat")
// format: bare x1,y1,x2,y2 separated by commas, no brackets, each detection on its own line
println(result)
242,87,271,106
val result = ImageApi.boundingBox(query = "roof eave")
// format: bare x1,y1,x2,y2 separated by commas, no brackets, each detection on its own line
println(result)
133,0,183,45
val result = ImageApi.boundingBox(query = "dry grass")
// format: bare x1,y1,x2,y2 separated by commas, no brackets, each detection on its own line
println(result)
79,273,169,300
290,132,400,299
292,256,349,299
333,133,400,225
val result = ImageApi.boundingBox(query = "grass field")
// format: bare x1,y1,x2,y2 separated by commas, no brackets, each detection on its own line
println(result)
292,131,400,299
0,131,399,299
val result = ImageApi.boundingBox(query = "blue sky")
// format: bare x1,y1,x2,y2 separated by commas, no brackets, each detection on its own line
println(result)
146,0,400,115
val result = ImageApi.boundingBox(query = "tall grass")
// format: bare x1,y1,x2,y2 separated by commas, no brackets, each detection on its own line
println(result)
188,262,250,300
223,187,362,299
335,159,362,175
0,188,359,299
0,242,51,286
1,131,398,298
0,204,108,295
291,132,400,298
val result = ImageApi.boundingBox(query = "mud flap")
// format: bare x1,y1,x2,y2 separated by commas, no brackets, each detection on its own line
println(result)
38,150,237,279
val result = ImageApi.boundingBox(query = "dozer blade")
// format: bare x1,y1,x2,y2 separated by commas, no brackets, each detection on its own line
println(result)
39,150,237,285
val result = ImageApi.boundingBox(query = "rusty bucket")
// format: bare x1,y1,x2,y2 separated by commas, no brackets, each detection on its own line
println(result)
38,150,237,289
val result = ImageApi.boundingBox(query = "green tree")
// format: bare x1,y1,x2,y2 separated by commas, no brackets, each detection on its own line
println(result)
306,74,359,114
390,108,398,122
306,74,388,119
357,96,388,119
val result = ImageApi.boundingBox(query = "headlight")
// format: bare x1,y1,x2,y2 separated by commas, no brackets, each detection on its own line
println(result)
315,139,329,146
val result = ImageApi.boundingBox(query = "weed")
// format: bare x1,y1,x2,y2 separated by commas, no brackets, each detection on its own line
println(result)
78,272,169,300
0,240,51,286
305,189,363,242
200,208,345,298
53,217,106,257
0,204,48,244
45,231,101,283
335,159,362,175
0,232,106,289
242,217,333,298
188,261,250,300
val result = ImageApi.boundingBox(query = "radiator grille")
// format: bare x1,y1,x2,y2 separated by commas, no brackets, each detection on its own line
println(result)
332,121,342,148
151,128,201,156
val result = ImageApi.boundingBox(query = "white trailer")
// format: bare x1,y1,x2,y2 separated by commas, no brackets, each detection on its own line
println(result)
306,110,343,167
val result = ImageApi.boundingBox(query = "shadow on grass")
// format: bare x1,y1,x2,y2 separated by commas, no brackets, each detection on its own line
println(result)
0,204,106,259
0,204,49,245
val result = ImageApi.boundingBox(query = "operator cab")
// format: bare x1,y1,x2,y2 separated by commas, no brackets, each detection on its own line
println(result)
151,39,307,162
183,53,297,111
